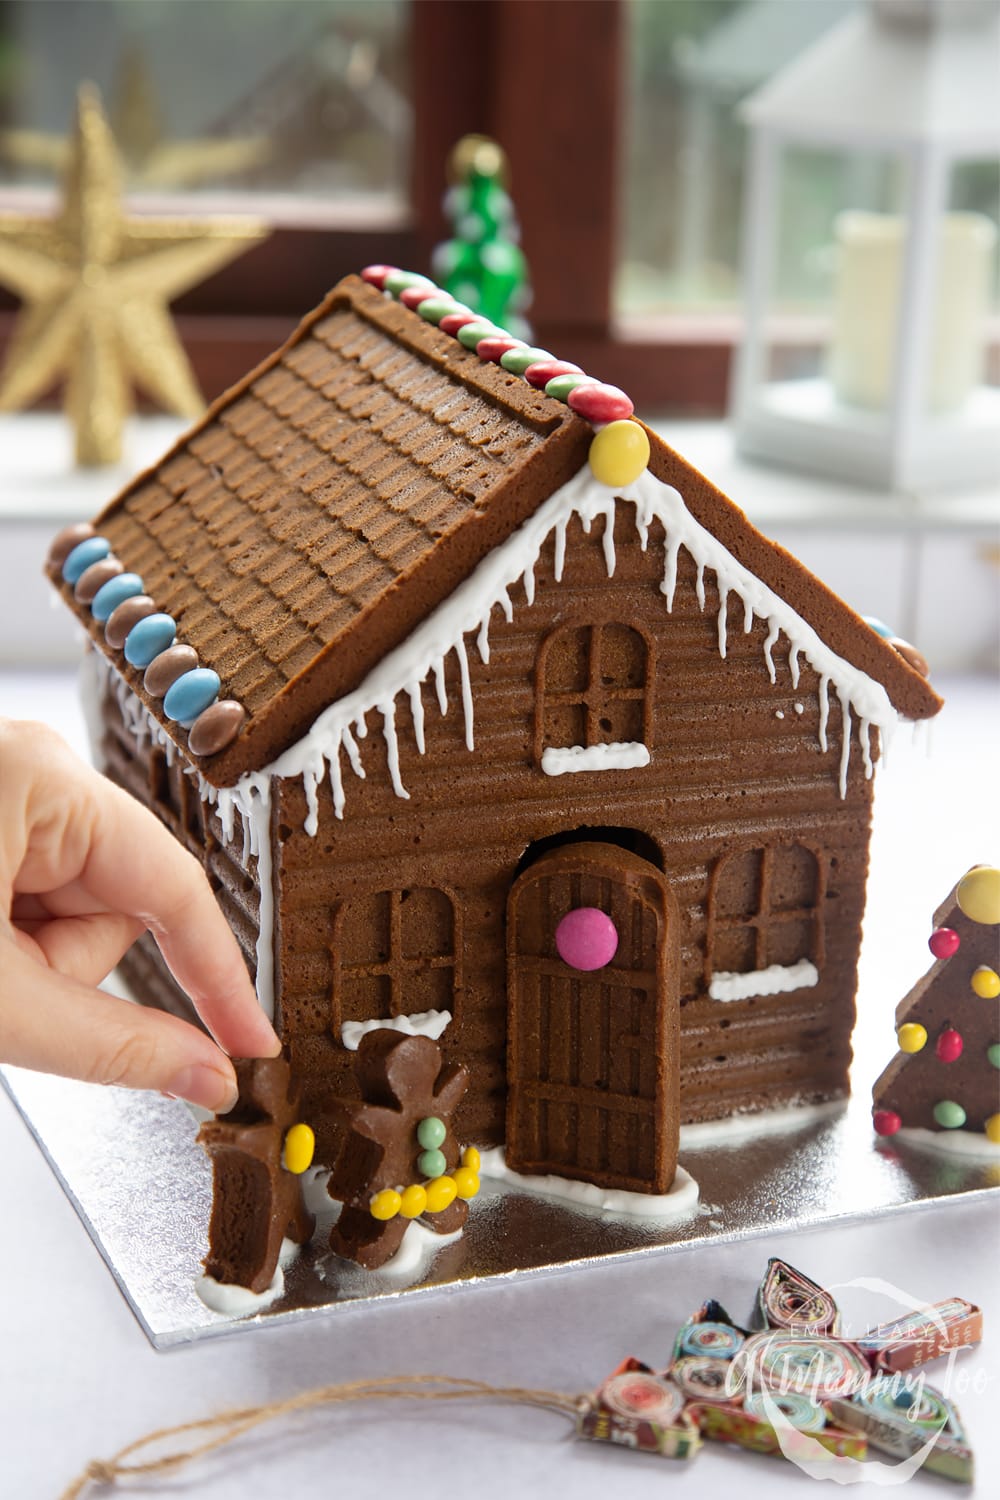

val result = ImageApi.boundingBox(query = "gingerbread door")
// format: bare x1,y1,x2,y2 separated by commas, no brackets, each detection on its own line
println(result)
506,841,680,1194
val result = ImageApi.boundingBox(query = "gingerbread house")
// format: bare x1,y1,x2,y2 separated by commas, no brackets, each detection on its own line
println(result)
48,270,942,1197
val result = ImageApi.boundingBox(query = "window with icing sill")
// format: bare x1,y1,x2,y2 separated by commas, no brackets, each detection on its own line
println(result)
331,886,461,1048
535,622,652,777
705,843,825,1002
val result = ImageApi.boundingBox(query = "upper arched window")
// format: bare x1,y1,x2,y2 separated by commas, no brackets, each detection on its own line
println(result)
535,622,652,773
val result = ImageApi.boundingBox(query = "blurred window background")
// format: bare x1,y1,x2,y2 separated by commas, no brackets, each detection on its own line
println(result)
619,0,999,328
0,0,411,220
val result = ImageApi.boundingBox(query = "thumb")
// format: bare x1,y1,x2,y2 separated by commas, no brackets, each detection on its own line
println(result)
1,947,238,1111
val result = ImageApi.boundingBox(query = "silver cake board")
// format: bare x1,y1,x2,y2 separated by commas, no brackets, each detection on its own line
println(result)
4,1062,997,1348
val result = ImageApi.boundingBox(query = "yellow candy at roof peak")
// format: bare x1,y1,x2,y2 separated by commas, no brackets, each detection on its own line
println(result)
971,966,1000,999
588,419,650,489
282,1122,315,1175
897,1023,927,1054
956,866,1000,926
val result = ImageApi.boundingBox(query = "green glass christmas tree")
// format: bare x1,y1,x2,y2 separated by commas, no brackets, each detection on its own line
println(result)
432,134,530,336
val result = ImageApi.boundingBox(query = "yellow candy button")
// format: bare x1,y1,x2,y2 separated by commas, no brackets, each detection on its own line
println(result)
971,966,1000,999
897,1023,928,1054
370,1189,402,1221
985,1115,1000,1145
452,1167,480,1201
956,866,1000,926
424,1175,458,1214
399,1184,428,1219
282,1122,315,1175
588,419,650,489
461,1145,481,1172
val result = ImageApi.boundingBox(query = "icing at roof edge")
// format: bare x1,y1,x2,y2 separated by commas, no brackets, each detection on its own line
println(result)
52,271,941,790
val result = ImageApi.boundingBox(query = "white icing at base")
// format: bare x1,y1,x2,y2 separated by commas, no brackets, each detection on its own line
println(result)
340,1009,452,1051
78,648,109,770
678,1099,844,1148
195,1236,299,1315
375,1219,464,1278
478,1147,699,1220
708,959,819,1002
540,741,650,776
893,1126,1000,1161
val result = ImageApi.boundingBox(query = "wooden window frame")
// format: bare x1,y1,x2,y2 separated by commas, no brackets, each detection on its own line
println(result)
0,1,732,409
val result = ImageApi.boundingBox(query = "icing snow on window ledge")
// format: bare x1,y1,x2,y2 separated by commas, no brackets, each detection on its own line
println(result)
341,1009,451,1051
708,960,819,1002
541,741,650,776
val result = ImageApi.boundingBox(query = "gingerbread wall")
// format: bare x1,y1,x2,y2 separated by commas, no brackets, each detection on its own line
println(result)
269,503,875,1157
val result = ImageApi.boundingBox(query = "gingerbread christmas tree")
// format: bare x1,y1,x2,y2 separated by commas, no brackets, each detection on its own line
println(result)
873,865,1000,1145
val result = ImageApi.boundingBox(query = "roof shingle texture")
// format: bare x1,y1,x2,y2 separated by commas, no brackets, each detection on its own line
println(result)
80,277,592,783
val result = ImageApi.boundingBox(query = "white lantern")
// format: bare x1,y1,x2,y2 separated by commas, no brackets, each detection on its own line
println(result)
730,0,1000,491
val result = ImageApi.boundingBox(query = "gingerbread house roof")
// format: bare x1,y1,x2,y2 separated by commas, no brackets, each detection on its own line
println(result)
50,272,942,790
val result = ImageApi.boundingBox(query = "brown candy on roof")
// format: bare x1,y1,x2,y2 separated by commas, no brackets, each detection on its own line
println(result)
143,643,198,697
104,594,156,649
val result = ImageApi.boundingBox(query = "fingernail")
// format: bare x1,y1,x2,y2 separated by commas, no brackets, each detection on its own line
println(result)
164,1065,238,1113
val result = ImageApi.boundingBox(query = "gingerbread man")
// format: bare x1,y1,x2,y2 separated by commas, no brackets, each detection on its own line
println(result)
327,1030,475,1269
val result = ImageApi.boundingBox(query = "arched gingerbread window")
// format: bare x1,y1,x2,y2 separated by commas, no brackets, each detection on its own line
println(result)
706,844,825,1001
535,622,652,772
331,886,461,1036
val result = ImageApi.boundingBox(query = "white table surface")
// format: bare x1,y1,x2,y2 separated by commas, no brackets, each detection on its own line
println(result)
1,668,998,1500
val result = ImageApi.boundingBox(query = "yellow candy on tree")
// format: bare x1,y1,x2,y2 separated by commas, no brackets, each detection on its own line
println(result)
971,966,1000,999
370,1189,402,1221
282,1122,315,1175
399,1184,428,1219
461,1145,481,1172
985,1114,1000,1145
897,1023,928,1054
587,419,650,488
956,865,1000,926
424,1175,458,1213
452,1167,480,1200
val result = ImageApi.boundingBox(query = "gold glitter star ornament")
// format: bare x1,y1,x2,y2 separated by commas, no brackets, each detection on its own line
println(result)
0,83,268,466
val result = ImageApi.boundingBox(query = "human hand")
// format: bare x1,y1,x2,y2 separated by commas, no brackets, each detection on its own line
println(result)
0,718,280,1111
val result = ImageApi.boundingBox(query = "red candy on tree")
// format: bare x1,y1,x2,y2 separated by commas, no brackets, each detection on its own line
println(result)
475,335,525,362
873,1109,901,1136
935,1028,964,1064
928,927,960,960
400,286,436,310
567,382,635,423
439,311,478,335
524,359,583,389
361,264,395,289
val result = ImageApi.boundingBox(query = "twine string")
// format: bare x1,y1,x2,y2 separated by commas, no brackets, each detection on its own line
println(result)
59,1374,584,1499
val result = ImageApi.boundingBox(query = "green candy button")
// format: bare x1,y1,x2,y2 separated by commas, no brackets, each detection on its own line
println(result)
418,1147,447,1179
417,1116,446,1150
384,270,434,296
933,1100,966,1129
544,373,595,402
457,321,498,349
988,1044,1000,1070
500,346,552,374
